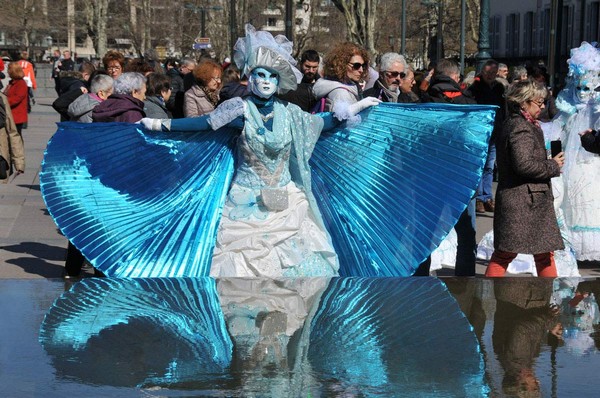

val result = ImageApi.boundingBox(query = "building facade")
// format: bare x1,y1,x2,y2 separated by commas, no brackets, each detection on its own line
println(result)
490,0,600,75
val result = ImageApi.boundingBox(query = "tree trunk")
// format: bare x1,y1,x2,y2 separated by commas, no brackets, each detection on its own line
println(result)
96,0,108,58
330,0,380,56
467,0,480,43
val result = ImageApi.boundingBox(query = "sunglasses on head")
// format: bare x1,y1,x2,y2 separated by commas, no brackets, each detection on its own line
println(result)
348,62,368,70
385,71,406,79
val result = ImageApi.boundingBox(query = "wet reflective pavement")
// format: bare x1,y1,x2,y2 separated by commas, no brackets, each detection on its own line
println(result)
1,277,599,397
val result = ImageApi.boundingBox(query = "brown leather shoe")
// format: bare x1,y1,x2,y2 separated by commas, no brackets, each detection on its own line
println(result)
476,200,486,213
484,199,495,212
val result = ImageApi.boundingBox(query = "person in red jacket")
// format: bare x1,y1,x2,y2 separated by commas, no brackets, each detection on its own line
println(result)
4,62,28,136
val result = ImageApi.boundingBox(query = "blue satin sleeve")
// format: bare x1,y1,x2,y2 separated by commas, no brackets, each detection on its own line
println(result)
227,115,245,129
168,115,244,132
169,116,211,131
316,112,340,132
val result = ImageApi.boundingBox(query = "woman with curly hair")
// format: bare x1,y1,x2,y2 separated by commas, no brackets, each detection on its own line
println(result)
102,50,126,80
313,42,371,111
184,59,222,117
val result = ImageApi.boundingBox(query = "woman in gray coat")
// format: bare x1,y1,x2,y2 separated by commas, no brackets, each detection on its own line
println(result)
486,80,565,277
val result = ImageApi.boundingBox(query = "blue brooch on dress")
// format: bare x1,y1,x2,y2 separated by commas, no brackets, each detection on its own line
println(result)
257,127,266,135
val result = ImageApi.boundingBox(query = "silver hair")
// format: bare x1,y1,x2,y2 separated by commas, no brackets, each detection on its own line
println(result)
435,58,460,77
113,72,146,95
181,57,197,68
510,65,528,83
506,79,548,108
379,52,407,72
90,74,114,94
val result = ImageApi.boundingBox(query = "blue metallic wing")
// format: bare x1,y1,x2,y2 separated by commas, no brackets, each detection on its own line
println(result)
307,277,489,396
39,278,233,388
40,122,236,277
311,103,496,276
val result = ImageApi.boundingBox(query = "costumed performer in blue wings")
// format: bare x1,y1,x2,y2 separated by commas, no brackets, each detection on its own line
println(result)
41,25,495,278
140,25,381,277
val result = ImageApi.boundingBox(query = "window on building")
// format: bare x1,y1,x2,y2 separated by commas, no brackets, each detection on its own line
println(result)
560,5,573,57
267,18,277,27
539,9,550,56
588,2,600,42
524,12,534,56
491,15,501,56
506,13,520,57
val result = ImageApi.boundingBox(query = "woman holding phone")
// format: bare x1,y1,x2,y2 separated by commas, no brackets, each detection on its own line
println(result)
486,80,565,277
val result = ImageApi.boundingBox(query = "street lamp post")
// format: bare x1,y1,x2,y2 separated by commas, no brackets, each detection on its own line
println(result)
421,0,444,64
475,0,491,73
460,0,466,75
229,0,236,58
285,0,293,39
401,0,406,54
185,3,223,39
436,0,443,63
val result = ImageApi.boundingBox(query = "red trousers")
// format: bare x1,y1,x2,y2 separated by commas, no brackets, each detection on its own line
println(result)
485,250,557,277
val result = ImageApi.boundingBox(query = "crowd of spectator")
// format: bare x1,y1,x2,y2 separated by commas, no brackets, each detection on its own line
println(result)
1,42,582,278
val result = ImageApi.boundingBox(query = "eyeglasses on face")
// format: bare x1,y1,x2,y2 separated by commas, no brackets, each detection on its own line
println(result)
384,71,406,79
211,76,222,82
348,62,368,71
530,99,545,107
107,65,122,71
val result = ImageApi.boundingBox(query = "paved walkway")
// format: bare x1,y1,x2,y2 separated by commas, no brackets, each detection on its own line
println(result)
1,65,598,278
1,65,68,278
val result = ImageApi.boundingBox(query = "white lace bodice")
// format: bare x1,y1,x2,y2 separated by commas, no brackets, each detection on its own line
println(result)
232,100,292,189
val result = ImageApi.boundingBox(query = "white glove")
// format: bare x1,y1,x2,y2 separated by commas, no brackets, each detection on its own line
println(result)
207,97,246,130
332,97,381,124
140,117,171,131
348,97,382,117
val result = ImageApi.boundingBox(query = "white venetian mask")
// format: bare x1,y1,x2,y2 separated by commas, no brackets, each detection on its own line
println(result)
573,72,600,104
249,67,279,99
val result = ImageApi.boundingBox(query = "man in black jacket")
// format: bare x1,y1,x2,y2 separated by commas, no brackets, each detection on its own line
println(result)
169,57,196,118
278,49,321,112
422,59,476,105
466,59,505,214
415,58,479,277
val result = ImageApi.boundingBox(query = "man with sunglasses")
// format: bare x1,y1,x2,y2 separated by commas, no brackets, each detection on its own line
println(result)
364,52,409,103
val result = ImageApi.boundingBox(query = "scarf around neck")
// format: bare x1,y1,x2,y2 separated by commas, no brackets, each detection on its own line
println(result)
520,109,540,127
375,79,399,103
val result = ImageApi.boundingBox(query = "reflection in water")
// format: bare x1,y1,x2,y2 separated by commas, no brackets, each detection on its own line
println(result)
39,278,232,388
551,278,600,356
39,277,489,395
492,279,558,397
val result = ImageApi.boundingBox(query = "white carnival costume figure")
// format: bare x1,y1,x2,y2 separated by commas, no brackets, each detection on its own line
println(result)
552,42,600,261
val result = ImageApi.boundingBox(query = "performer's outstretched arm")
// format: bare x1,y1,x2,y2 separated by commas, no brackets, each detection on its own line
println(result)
140,97,245,132
318,97,382,132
